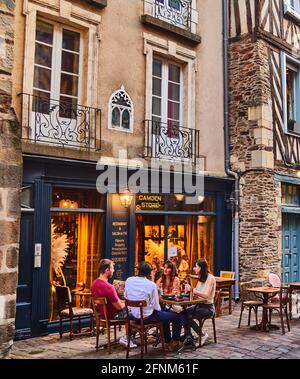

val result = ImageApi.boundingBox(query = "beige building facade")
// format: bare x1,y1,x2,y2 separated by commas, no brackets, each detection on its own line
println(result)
4,0,234,343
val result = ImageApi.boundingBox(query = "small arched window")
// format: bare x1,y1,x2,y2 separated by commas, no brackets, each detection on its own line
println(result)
108,85,133,132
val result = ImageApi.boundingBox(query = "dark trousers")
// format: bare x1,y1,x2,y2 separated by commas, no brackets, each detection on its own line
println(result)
141,310,184,343
184,304,215,336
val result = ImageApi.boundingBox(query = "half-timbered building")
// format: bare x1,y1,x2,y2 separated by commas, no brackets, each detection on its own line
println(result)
229,0,300,282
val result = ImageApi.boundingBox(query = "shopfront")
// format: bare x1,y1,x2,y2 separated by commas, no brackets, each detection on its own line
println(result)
16,157,233,338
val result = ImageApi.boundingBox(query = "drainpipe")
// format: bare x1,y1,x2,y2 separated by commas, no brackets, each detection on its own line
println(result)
223,0,240,299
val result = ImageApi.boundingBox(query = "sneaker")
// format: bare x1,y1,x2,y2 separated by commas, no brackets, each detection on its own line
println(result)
119,335,137,349
200,333,209,347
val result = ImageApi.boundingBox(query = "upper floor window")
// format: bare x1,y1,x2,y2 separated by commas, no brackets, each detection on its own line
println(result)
153,0,192,30
282,184,300,205
108,86,134,132
34,20,82,118
284,0,300,20
281,52,300,134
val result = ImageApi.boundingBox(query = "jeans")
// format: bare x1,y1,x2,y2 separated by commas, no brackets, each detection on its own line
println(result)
184,304,215,336
138,310,184,343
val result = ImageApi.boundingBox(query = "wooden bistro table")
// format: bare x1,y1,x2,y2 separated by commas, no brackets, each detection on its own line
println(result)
247,287,280,332
160,296,204,353
288,282,300,319
215,277,236,316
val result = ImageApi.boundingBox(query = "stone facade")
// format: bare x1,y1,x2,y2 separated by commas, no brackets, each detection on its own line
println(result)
229,35,281,281
0,0,22,359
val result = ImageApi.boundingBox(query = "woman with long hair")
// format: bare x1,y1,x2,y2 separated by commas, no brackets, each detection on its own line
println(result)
156,260,181,295
184,258,216,346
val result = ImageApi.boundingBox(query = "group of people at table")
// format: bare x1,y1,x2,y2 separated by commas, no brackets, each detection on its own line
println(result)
91,258,216,351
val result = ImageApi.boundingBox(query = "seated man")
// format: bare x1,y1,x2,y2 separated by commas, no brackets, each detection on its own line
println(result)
125,261,183,351
91,259,136,348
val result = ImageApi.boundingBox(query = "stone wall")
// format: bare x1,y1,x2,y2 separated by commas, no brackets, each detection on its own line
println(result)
229,35,281,281
0,0,21,359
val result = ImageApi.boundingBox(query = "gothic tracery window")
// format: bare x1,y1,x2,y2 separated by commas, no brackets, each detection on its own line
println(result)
109,86,133,132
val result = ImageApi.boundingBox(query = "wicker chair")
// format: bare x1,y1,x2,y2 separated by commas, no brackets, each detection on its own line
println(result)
238,281,263,329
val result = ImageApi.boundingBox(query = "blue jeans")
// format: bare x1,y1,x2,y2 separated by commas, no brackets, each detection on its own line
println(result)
140,310,184,343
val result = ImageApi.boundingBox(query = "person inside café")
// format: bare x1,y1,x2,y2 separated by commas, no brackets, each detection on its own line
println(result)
184,258,216,346
125,261,184,351
156,260,181,295
91,259,137,349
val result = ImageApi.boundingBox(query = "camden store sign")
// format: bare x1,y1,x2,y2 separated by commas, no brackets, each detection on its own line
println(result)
136,194,164,211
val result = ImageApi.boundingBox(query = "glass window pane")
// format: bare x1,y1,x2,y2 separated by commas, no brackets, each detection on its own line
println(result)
112,107,120,128
152,97,162,116
153,77,162,97
168,0,181,11
34,66,51,91
122,109,130,129
60,73,78,97
168,83,180,101
59,96,78,119
32,90,50,114
153,59,162,78
36,21,53,44
35,43,52,68
169,64,180,83
168,101,180,120
61,51,79,74
62,29,80,52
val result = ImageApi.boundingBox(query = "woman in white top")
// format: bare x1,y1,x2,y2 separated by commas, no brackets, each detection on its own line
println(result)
184,258,216,346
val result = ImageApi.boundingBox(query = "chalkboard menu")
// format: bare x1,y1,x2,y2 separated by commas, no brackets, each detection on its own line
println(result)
111,220,128,280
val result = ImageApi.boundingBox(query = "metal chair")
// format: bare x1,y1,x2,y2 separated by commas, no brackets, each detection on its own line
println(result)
55,285,93,340
92,297,127,354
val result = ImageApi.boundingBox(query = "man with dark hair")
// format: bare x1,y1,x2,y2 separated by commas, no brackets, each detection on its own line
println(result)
125,261,183,351
91,259,137,349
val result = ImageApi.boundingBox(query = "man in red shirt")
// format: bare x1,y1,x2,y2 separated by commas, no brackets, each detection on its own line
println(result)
91,259,136,348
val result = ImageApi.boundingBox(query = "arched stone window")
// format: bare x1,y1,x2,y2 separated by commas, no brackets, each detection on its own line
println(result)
108,85,133,132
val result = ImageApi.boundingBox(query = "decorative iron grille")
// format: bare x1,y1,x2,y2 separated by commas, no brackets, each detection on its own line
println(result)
20,93,101,150
145,119,200,164
153,0,193,30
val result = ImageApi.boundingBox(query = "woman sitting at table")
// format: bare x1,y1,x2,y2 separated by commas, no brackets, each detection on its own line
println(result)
156,260,181,295
184,258,216,346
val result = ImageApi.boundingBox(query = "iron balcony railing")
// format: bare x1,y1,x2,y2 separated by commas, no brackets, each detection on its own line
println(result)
145,119,200,165
153,0,194,31
20,93,101,150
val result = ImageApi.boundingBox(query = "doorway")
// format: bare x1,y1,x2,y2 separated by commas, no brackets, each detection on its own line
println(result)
282,213,300,283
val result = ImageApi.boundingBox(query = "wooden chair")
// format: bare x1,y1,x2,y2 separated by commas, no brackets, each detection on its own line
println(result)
124,298,166,359
192,290,221,347
55,285,93,340
219,271,235,313
262,286,291,334
238,281,263,329
92,297,127,354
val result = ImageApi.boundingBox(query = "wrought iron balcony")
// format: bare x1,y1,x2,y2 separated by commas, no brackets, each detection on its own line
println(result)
153,0,193,31
144,120,200,165
20,93,101,150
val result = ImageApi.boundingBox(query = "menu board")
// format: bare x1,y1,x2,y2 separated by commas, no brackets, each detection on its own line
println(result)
111,220,128,280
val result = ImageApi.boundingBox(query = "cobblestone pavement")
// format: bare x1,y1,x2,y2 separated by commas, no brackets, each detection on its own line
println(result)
10,305,300,359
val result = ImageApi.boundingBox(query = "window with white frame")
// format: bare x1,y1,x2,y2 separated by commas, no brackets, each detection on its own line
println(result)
33,19,82,118
108,86,133,132
281,52,300,134
153,0,192,30
152,57,182,135
284,0,300,19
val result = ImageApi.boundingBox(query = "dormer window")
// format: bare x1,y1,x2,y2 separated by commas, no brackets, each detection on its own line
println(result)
284,0,300,21
108,86,134,132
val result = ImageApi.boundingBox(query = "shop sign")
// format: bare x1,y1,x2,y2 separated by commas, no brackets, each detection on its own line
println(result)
136,194,164,211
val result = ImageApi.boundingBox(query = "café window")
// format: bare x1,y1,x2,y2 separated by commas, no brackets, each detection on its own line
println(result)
282,184,300,205
49,188,103,321
135,194,215,279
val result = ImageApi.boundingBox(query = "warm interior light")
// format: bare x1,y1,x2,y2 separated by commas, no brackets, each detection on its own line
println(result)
119,193,133,208
59,199,78,209
297,171,300,178
175,194,185,202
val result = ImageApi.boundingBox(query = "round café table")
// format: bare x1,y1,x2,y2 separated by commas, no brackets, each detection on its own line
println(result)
160,296,205,353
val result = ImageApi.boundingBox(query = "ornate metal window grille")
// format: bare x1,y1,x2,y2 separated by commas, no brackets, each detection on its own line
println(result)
153,0,193,30
20,93,101,150
109,85,134,132
144,119,200,165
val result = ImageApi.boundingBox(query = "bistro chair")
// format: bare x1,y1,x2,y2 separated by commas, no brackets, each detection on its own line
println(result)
262,286,291,334
92,297,127,354
219,271,235,314
238,281,263,329
124,298,166,359
192,290,221,348
267,273,282,302
55,285,94,340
